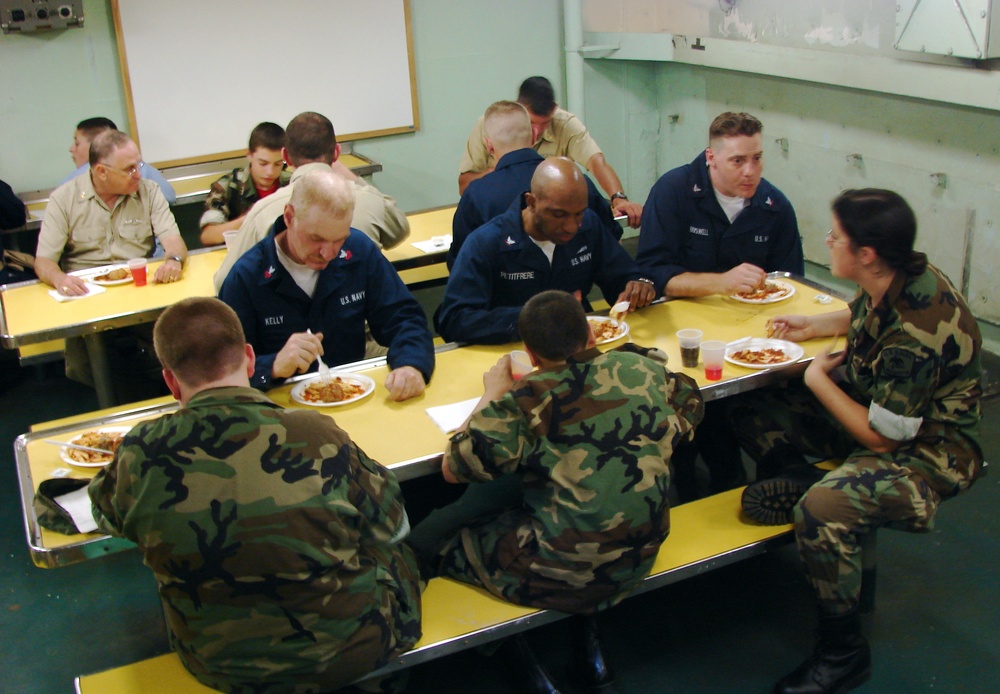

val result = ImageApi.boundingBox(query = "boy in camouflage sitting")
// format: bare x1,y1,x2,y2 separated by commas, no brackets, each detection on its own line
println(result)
89,297,421,693
412,290,703,693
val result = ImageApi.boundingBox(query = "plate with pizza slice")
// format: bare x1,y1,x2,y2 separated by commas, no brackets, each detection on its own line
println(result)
730,279,795,304
587,316,629,345
290,373,375,407
725,338,804,369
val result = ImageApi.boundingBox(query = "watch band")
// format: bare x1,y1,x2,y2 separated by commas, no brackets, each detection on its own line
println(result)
166,255,185,266
611,191,628,202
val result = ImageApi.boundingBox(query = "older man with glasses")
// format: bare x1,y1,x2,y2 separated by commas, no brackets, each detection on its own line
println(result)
35,129,188,393
35,129,187,294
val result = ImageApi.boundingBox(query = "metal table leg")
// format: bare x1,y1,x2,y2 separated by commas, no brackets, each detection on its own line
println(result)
83,332,117,408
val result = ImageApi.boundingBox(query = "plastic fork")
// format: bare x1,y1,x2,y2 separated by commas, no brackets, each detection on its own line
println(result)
307,329,332,382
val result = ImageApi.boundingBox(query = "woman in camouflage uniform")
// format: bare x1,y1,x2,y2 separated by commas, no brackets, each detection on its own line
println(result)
732,189,983,694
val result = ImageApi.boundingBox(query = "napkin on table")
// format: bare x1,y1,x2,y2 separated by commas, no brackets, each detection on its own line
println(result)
47,283,107,302
53,485,99,533
411,235,452,254
425,397,479,434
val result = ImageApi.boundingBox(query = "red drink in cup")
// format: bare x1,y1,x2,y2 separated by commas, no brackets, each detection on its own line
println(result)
127,258,148,286
701,340,727,382
510,350,532,380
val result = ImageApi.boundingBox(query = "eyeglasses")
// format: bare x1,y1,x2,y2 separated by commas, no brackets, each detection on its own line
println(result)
101,160,145,177
825,228,849,245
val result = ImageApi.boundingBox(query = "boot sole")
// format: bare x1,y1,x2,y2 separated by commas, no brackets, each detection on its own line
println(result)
741,478,812,525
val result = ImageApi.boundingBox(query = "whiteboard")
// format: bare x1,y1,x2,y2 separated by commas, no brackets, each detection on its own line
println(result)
112,0,418,167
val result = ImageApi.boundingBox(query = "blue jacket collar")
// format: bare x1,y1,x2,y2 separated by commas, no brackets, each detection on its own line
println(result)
495,148,544,172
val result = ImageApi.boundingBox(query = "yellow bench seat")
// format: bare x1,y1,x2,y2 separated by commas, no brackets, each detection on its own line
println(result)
76,487,792,692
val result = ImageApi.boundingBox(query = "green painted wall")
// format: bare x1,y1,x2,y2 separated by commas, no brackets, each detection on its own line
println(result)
0,0,125,191
581,60,1000,324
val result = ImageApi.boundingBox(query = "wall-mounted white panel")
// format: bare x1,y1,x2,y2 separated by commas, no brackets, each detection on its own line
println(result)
895,0,996,59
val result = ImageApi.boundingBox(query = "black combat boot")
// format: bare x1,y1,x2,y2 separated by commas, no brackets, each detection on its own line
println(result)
755,443,810,480
497,633,564,694
568,615,618,693
775,609,872,694
741,464,826,525
741,445,825,525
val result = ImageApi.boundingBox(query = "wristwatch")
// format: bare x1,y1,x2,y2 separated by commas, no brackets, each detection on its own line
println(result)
610,191,628,203
166,255,185,267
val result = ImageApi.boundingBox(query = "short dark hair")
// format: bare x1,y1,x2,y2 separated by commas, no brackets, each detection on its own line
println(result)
284,112,336,165
89,129,132,167
248,121,285,152
153,298,247,387
708,112,763,142
517,76,556,117
832,188,928,275
76,117,117,140
518,290,589,361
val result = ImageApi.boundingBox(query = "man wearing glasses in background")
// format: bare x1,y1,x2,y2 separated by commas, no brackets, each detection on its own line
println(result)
35,129,188,392
36,129,187,294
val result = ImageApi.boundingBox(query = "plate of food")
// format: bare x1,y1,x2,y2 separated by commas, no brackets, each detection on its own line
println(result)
730,279,795,304
59,426,130,467
290,373,376,407
725,338,804,369
89,267,133,286
587,316,629,345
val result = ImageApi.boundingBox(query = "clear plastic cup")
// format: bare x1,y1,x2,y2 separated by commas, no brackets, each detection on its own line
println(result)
676,329,703,368
127,257,148,286
223,230,239,249
701,340,727,381
510,350,533,380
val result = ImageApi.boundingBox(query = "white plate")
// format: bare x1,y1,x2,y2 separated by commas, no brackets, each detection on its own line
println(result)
725,338,804,369
290,373,376,407
587,316,630,345
73,265,133,286
59,426,131,467
730,280,796,304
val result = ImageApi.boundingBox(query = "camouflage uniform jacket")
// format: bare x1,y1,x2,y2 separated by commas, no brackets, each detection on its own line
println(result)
445,345,704,613
845,263,982,497
88,386,422,693
199,164,291,229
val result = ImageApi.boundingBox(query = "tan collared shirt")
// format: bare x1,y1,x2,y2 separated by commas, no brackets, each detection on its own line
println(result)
459,107,602,174
37,174,181,272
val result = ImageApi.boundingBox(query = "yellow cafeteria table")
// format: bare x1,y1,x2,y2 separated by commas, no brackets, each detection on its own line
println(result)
15,275,848,568
0,206,457,408
0,248,225,408
384,204,455,287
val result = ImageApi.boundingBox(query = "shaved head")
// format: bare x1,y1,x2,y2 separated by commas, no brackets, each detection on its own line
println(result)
483,100,533,152
530,157,587,201
523,157,589,244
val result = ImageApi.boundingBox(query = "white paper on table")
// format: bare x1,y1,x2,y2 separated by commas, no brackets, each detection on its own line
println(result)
425,397,479,434
411,235,452,254
47,283,106,302
53,485,99,533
